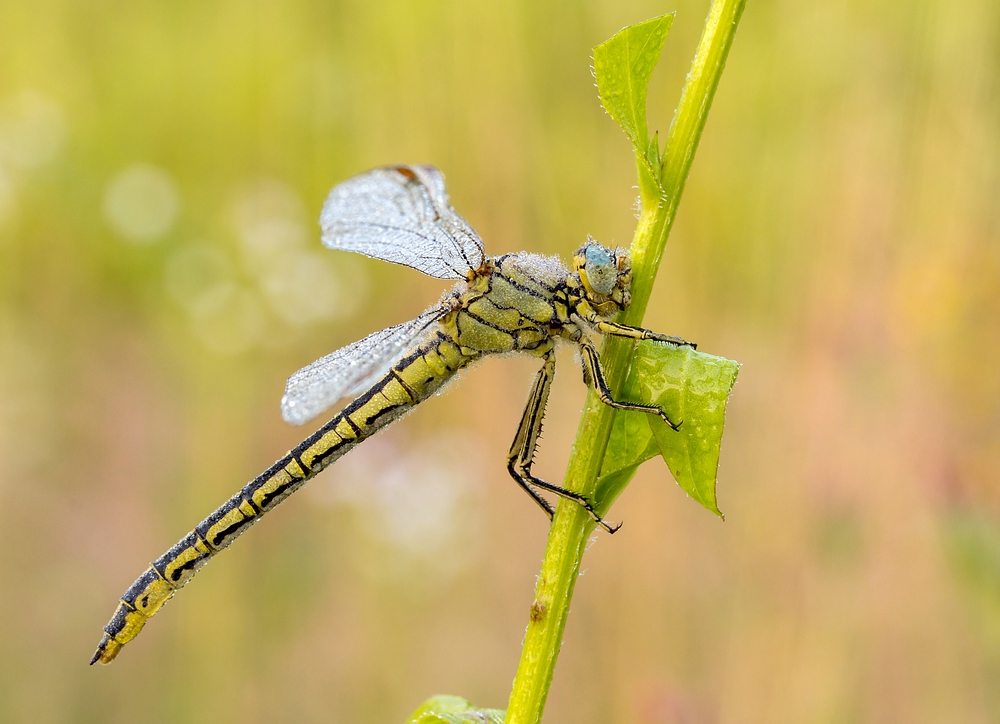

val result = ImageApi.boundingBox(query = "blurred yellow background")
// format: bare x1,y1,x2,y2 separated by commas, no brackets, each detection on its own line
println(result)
1,0,998,722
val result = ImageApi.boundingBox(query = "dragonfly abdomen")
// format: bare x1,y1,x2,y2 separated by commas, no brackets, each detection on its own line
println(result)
92,333,473,665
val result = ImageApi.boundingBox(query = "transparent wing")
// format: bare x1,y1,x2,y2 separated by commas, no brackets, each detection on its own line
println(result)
281,305,448,426
320,165,486,280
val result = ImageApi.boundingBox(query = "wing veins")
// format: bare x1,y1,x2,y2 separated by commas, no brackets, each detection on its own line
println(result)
281,304,450,426
320,165,485,280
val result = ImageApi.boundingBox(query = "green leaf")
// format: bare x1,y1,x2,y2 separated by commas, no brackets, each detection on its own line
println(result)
632,344,739,517
595,350,659,499
408,695,505,724
600,354,659,475
593,14,674,198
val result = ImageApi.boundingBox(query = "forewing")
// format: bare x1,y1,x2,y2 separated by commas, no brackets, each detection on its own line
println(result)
320,165,485,279
281,306,447,426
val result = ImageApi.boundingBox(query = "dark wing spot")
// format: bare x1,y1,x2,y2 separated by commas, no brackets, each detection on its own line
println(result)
393,166,418,181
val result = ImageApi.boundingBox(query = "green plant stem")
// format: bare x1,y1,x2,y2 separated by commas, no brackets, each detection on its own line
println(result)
503,3,746,723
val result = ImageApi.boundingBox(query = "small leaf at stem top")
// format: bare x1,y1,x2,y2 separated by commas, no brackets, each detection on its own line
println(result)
408,695,505,724
593,14,674,197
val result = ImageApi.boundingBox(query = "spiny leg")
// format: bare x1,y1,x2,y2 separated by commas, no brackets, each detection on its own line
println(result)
579,339,682,431
591,320,697,349
506,351,556,519
506,351,621,534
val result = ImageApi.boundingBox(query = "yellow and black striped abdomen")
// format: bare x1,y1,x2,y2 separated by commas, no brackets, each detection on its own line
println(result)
92,331,475,664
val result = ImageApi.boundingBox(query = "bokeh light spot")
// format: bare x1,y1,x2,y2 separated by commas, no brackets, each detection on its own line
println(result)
261,250,342,326
103,163,180,243
0,91,66,169
164,243,238,316
313,433,485,582
0,168,15,225
232,176,368,326
191,288,265,356
241,218,307,273
234,177,305,234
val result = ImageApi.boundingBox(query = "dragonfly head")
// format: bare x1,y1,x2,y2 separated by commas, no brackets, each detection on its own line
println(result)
574,238,633,316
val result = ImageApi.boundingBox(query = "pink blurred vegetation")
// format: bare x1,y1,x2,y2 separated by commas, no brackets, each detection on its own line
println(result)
0,1,998,722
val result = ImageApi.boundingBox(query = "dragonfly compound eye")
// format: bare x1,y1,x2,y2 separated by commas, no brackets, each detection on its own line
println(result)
584,244,617,296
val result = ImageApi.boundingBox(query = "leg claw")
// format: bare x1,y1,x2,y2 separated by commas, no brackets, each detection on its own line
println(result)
659,411,682,431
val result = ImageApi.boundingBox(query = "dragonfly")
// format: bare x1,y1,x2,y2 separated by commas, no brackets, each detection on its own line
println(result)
91,164,694,665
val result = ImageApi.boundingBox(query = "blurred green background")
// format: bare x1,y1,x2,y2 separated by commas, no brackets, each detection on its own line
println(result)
1,0,999,722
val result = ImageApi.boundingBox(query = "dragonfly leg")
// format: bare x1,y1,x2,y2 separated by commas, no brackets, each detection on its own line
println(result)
507,351,621,534
579,339,683,431
592,320,697,349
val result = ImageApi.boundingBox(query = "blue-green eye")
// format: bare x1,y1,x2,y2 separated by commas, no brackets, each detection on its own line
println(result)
585,245,611,267
585,245,616,295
